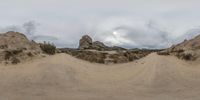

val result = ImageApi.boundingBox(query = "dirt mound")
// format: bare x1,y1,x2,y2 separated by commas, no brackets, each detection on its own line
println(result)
158,34,200,61
0,31,42,64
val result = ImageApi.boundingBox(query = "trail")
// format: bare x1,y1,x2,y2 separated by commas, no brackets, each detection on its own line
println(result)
0,53,200,100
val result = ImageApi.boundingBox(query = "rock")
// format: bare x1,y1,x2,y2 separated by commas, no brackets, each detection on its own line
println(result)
64,34,154,64
79,35,93,50
78,35,127,51
0,31,41,51
159,34,200,61
0,31,42,64
92,41,108,51
111,46,126,51
157,50,170,55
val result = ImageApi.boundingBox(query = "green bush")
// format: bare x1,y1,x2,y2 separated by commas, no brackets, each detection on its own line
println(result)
40,42,56,55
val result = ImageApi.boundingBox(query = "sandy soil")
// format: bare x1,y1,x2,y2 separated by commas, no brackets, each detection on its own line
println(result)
0,53,200,100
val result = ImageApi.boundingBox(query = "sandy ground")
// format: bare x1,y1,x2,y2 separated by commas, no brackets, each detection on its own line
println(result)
0,53,200,100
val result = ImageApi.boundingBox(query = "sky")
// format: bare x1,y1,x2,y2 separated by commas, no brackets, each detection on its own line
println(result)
0,0,200,49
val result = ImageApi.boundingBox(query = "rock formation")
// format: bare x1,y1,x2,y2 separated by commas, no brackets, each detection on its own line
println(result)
79,35,93,50
92,41,107,50
0,31,42,64
61,35,156,64
158,34,200,60
78,35,126,51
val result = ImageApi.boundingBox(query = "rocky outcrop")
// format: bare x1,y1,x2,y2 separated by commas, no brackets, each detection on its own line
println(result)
0,31,42,64
78,35,126,51
92,41,110,51
79,35,93,50
60,48,156,64
59,35,158,64
158,34,200,61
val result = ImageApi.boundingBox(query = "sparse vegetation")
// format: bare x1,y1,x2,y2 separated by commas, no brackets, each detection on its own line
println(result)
27,52,34,57
4,51,12,60
176,51,197,61
61,48,153,64
40,42,56,55
4,49,23,60
11,57,20,64
74,51,106,63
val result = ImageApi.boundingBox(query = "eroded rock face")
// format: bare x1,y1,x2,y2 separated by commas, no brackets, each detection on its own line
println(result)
0,31,42,64
79,35,93,50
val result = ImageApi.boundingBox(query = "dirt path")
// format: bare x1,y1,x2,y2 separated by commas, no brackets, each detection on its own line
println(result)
0,53,200,100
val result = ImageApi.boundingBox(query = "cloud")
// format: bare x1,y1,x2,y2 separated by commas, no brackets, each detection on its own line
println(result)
83,17,173,49
0,21,37,38
23,21,37,36
0,0,200,49
0,21,59,43
0,18,200,49
82,17,200,49
0,25,22,33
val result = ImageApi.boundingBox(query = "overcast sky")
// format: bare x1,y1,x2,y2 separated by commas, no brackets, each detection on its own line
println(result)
0,0,200,49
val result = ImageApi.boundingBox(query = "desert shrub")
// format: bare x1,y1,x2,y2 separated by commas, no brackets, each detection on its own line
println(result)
40,42,56,55
182,53,193,60
27,52,34,57
124,52,135,61
4,49,22,60
109,54,129,63
195,46,200,49
12,49,23,55
4,51,12,60
0,45,8,49
176,51,197,61
71,51,106,64
11,57,20,64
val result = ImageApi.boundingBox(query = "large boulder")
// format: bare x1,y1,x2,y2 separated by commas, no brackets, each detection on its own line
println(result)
79,35,93,50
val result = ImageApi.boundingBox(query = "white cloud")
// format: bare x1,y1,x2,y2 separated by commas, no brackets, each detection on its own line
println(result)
0,0,200,48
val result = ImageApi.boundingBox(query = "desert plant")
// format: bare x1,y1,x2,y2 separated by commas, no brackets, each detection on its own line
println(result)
175,50,198,61
40,42,56,55
11,57,20,64
4,51,12,60
27,52,34,57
